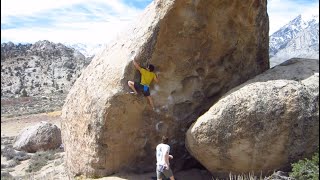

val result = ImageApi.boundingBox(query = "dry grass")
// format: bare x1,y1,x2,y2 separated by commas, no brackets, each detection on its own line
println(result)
211,172,266,180
46,111,61,117
227,172,264,180
26,149,60,173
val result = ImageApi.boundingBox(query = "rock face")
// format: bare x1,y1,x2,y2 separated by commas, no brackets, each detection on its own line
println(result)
1,40,89,98
13,121,62,153
186,58,319,177
61,0,269,177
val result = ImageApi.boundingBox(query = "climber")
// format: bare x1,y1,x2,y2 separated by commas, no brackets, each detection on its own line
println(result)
127,57,159,110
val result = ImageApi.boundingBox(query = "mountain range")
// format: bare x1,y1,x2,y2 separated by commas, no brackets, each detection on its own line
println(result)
269,13,319,67
1,40,90,98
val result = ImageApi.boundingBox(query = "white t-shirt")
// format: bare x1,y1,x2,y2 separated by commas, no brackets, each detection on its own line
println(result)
156,143,170,166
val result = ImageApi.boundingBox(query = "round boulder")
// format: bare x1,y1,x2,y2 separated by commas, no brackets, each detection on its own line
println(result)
186,59,319,177
13,121,62,153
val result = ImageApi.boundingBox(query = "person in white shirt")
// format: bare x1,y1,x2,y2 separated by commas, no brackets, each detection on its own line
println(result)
156,136,175,180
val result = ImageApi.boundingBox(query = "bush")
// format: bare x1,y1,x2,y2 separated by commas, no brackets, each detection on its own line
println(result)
26,150,57,173
1,136,15,145
289,151,319,180
1,145,31,161
1,171,14,180
21,89,28,97
1,145,16,160
7,158,20,168
1,164,7,168
14,151,31,161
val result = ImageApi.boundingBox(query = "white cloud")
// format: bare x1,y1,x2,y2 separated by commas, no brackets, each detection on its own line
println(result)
1,0,144,45
1,0,319,44
268,0,319,34
1,20,132,45
1,0,137,18
2,0,84,21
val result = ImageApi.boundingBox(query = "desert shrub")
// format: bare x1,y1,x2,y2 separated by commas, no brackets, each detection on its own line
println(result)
289,150,319,180
1,171,14,180
14,151,31,161
54,158,64,166
38,109,46,113
26,158,47,172
14,67,22,71
1,144,30,161
15,71,21,76
67,73,72,81
4,114,15,118
26,150,57,173
21,89,28,97
1,145,31,161
1,136,15,145
1,163,7,168
1,145,16,160
7,158,20,168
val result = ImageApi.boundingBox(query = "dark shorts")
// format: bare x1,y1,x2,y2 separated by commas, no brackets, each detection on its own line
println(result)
156,165,173,179
134,82,150,96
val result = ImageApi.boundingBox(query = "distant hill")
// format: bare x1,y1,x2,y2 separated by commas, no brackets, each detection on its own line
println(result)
1,40,91,98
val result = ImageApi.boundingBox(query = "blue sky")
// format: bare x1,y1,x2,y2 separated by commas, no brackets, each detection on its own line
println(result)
1,0,319,45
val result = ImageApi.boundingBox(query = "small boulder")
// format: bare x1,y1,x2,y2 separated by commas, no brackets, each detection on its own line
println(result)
13,121,61,153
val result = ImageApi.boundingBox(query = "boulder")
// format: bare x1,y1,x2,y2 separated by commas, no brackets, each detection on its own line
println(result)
186,58,319,177
61,0,269,177
13,121,62,153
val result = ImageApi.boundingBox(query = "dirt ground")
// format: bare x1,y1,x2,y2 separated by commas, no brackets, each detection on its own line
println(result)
1,112,212,180
1,112,62,137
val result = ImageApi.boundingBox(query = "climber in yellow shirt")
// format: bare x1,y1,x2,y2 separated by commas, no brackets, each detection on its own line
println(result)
128,57,159,110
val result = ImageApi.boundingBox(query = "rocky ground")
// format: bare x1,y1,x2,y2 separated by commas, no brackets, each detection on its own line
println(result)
1,95,213,180
1,110,67,180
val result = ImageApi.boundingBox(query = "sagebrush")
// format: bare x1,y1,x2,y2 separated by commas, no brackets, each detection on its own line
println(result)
289,150,319,180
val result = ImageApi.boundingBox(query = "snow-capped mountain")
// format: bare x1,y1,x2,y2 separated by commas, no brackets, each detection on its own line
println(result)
269,13,319,67
66,43,105,58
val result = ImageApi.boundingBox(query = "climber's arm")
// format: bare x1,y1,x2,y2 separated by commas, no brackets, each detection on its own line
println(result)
153,74,159,83
132,58,141,70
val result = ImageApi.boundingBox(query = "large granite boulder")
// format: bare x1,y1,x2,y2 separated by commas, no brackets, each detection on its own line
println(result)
186,58,319,178
61,0,269,177
13,121,62,153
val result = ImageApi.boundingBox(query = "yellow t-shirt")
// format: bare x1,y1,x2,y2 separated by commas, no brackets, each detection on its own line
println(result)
139,68,156,86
